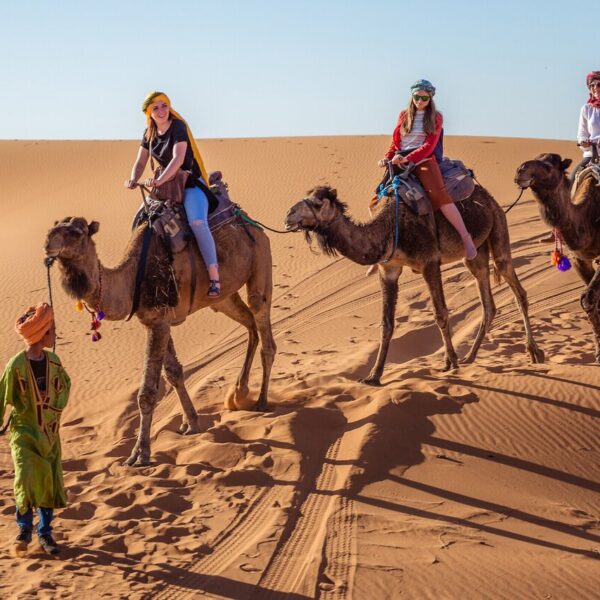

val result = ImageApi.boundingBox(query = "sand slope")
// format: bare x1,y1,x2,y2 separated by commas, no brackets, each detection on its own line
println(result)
0,136,599,599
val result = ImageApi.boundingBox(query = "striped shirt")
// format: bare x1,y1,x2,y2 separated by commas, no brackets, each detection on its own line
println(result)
400,111,427,152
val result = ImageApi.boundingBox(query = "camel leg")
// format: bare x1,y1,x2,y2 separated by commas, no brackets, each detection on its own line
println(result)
162,336,199,435
493,256,545,363
247,264,276,413
422,259,459,371
580,266,600,363
360,264,402,386
461,243,496,363
214,293,260,410
124,321,171,467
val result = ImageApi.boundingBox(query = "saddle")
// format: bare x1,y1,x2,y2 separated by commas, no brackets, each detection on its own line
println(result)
375,157,475,216
131,171,240,255
571,163,600,201
126,171,247,320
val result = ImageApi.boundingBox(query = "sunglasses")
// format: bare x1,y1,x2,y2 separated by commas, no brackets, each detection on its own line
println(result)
412,94,430,102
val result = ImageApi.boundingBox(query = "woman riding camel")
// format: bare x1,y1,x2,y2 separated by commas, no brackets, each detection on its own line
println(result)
540,71,600,243
125,91,221,297
378,79,477,260
575,71,600,179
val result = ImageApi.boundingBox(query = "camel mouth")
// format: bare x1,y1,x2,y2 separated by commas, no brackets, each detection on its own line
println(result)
515,177,533,189
44,247,61,258
284,222,301,232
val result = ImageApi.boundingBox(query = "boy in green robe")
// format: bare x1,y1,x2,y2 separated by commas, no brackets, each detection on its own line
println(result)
0,302,71,556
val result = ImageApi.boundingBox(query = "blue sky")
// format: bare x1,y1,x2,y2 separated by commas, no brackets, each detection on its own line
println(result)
1,0,593,140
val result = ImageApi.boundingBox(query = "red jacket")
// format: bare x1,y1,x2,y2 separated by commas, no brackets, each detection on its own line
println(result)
385,111,443,163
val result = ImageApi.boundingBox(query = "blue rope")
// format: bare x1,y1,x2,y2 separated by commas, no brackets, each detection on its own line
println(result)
381,178,400,264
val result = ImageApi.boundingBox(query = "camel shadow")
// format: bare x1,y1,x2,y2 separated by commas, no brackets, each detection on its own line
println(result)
334,375,600,555
346,391,474,495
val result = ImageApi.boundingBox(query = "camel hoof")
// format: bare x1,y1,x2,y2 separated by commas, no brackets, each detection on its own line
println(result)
359,376,382,386
123,448,150,467
442,359,459,372
225,386,255,411
254,401,269,412
529,347,545,364
179,421,200,435
460,354,476,365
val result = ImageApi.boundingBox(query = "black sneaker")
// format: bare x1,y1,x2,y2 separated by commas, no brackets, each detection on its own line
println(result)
39,534,59,555
13,528,32,556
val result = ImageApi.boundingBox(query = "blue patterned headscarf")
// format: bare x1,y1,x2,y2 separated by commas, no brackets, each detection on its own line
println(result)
410,79,436,97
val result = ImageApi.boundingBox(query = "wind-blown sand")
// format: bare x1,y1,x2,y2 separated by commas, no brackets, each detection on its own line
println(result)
0,136,599,599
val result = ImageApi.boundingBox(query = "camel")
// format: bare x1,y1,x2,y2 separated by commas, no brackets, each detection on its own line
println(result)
44,216,276,466
284,185,544,385
515,152,600,361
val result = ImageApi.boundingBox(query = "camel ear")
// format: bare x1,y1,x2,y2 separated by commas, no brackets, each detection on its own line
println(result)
328,188,337,200
88,221,100,236
560,158,572,171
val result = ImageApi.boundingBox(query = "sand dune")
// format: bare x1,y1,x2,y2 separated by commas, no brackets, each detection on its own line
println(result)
0,136,599,599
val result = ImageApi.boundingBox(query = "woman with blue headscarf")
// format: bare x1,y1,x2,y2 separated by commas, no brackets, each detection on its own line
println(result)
378,79,477,260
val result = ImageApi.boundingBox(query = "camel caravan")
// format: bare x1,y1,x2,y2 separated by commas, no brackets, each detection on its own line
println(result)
40,79,600,467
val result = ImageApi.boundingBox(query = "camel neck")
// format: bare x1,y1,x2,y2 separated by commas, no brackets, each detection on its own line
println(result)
534,181,579,246
316,211,392,265
61,229,145,321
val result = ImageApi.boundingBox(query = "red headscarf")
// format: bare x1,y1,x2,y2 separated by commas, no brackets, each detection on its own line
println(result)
586,71,600,108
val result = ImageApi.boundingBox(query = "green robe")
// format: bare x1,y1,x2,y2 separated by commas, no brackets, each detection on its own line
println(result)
0,350,71,513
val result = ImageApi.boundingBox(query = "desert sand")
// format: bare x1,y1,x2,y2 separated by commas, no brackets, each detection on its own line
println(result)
0,135,599,599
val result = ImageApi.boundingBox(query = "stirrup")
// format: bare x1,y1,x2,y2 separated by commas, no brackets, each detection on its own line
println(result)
207,280,221,298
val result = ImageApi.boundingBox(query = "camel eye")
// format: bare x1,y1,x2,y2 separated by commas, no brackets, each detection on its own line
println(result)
69,228,84,237
311,198,323,208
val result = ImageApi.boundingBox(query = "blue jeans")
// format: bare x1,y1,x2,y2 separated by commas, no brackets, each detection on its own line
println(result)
184,186,218,269
16,507,53,536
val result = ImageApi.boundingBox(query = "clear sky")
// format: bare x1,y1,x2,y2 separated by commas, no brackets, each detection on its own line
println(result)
1,0,594,140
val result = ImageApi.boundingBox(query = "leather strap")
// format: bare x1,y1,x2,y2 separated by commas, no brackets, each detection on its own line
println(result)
126,224,153,321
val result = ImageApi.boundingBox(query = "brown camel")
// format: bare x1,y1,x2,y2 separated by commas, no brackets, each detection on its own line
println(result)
515,152,600,361
44,216,276,466
284,185,544,385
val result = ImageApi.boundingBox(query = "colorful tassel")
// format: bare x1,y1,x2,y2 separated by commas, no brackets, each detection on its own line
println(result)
557,256,571,272
75,300,84,312
550,229,571,273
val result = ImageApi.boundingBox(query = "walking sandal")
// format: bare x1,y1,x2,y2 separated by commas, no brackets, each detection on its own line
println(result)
207,280,221,298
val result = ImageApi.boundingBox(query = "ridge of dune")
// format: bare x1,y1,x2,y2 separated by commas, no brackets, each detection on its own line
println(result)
0,136,599,599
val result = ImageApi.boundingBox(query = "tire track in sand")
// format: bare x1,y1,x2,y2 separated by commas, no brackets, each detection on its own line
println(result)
157,484,286,600
252,435,357,599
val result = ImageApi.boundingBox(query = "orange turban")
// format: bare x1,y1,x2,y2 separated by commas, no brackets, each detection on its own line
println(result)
15,303,54,345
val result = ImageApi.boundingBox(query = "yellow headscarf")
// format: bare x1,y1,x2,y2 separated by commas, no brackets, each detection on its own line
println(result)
142,91,209,183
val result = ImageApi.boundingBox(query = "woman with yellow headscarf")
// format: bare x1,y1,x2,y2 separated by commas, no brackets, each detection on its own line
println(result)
125,91,220,297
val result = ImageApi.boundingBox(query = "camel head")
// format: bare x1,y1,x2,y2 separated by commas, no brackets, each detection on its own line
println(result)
45,217,100,261
284,186,346,232
514,153,572,191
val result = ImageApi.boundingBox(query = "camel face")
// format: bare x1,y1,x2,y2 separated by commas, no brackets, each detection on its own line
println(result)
285,187,341,231
515,154,571,190
45,217,99,261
